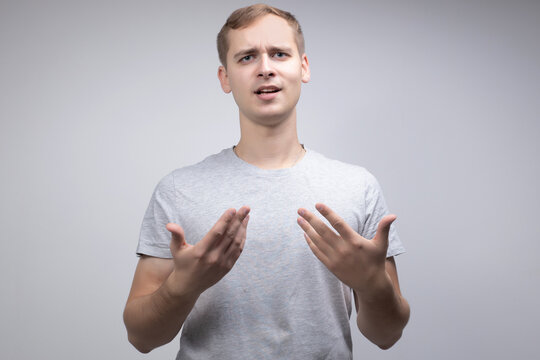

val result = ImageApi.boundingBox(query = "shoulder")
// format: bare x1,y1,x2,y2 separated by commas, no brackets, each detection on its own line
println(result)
307,148,378,188
155,148,231,192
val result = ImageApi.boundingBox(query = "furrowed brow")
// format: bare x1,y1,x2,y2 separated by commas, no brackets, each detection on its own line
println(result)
267,46,293,54
233,46,294,60
233,48,258,60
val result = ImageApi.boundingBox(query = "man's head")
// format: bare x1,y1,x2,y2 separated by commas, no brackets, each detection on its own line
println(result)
217,4,305,68
217,4,310,126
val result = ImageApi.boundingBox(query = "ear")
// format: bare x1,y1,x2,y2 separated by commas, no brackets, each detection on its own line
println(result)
301,54,310,83
217,65,232,93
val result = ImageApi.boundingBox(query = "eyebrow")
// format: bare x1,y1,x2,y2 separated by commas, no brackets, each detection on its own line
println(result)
232,46,294,60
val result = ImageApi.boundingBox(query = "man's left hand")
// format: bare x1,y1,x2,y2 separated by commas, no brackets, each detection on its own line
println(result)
297,203,396,295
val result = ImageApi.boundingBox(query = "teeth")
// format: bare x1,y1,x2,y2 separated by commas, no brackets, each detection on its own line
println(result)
257,89,279,94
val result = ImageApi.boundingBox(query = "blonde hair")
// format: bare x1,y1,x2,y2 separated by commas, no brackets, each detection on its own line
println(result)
217,4,305,67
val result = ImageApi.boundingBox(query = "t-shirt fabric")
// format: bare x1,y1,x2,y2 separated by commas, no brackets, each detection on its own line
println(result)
137,146,405,360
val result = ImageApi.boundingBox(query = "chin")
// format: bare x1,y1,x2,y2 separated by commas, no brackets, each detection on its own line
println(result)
246,110,292,127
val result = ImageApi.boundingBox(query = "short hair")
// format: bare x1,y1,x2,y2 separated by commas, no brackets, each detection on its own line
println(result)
217,3,305,67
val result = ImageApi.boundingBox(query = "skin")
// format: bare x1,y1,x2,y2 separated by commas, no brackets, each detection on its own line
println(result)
123,13,409,353
297,204,410,348
123,207,250,353
217,14,310,169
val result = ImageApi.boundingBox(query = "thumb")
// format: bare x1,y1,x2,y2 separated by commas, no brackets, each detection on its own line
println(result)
373,214,397,249
166,223,187,252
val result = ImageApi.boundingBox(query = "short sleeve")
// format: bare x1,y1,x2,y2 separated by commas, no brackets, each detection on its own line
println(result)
361,171,406,258
136,173,177,258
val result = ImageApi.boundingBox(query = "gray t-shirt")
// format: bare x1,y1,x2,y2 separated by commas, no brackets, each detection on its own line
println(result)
137,146,405,360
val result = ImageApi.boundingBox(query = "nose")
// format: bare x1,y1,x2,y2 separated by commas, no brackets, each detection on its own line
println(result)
257,54,274,78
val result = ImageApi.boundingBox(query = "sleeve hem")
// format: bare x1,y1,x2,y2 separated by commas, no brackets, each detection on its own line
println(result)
386,247,406,258
136,244,173,259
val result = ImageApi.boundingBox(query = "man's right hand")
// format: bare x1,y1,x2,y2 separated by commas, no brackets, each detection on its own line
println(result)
165,206,250,298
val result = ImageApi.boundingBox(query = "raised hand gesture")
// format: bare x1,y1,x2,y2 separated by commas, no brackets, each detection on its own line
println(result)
165,206,250,297
297,203,396,295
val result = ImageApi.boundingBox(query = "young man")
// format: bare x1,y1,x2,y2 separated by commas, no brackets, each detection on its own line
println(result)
124,4,410,359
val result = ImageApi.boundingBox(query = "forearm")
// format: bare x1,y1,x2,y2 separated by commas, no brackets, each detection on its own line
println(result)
355,275,410,349
123,273,200,353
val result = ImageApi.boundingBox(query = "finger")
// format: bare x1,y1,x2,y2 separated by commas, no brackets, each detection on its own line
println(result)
298,207,341,243
198,208,236,250
166,223,187,253
224,213,249,260
237,214,249,253
373,214,397,249
303,232,332,268
297,215,334,257
217,206,250,252
314,203,357,240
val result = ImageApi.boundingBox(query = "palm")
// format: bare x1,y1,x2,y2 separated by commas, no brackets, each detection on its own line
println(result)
297,203,395,293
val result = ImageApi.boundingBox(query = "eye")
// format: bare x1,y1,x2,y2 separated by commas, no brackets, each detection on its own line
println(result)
274,52,287,58
240,55,253,63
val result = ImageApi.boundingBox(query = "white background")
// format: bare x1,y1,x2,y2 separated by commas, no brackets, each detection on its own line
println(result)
1,0,539,359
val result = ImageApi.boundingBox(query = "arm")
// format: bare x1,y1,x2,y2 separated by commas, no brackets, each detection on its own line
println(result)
297,203,410,349
353,257,410,349
123,256,198,353
123,206,250,353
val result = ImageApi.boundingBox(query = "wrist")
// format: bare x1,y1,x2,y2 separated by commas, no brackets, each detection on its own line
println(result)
354,270,394,303
162,270,201,303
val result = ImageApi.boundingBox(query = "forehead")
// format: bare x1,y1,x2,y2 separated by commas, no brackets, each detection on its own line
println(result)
227,14,297,55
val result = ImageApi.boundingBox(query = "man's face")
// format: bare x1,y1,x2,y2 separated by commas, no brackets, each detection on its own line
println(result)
218,15,310,126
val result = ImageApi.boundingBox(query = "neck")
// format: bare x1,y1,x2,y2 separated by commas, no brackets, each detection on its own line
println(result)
235,109,305,169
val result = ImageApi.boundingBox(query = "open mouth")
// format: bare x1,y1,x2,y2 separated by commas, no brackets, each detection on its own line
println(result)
255,89,280,94
254,86,281,95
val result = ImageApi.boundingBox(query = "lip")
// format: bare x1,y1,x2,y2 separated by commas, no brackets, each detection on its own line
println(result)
254,85,282,101
255,90,280,101
255,85,281,93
